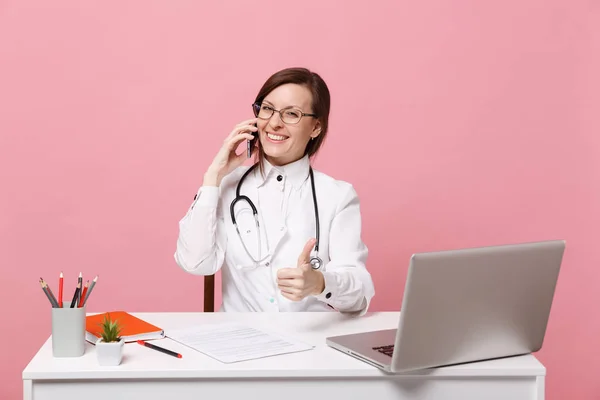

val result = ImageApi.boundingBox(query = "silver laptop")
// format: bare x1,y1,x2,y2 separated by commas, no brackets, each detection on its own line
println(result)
326,240,565,373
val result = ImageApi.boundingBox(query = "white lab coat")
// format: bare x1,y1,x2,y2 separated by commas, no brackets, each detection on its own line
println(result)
174,155,375,314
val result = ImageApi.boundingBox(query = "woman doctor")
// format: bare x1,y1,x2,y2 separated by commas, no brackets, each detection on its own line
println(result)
174,67,375,315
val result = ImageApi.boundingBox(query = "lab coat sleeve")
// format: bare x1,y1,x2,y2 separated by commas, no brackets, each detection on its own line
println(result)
313,184,375,315
173,184,227,276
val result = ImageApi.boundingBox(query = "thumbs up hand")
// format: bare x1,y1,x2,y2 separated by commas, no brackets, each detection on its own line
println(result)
276,238,325,302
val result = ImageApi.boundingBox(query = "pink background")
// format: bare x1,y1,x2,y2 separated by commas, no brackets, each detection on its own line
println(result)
1,1,599,399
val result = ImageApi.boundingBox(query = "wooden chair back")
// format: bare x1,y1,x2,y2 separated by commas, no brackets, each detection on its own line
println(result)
203,274,215,312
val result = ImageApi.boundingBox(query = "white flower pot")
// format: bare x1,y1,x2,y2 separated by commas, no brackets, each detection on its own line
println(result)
96,338,124,366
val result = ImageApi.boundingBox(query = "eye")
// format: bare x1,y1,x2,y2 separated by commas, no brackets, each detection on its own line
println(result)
286,110,300,118
262,105,274,111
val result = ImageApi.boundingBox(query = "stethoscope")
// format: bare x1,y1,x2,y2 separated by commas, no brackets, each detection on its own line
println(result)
229,163,323,270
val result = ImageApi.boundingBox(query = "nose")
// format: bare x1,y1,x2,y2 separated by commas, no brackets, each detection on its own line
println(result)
267,111,284,131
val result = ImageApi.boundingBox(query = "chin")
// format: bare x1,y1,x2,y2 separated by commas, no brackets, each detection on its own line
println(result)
262,145,288,158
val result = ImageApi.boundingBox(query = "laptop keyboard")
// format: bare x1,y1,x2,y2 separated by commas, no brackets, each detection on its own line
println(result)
372,344,394,357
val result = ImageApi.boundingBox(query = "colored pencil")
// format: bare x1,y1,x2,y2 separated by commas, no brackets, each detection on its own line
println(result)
58,272,63,308
78,280,89,307
40,278,59,308
70,282,81,308
83,275,98,306
76,272,82,305
39,279,59,308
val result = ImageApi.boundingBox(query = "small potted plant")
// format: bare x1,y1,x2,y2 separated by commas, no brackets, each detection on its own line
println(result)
96,314,124,366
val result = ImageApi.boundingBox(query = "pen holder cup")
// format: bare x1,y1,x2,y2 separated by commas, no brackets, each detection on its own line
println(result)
51,302,86,357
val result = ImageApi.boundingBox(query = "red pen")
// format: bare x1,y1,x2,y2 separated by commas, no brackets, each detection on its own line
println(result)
137,340,182,358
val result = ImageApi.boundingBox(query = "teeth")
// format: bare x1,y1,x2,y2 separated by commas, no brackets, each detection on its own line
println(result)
267,133,287,141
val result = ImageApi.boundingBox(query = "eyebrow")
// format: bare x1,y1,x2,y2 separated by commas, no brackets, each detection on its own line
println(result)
262,100,302,109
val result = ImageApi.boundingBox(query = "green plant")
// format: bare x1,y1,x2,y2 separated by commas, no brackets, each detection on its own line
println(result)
98,314,122,343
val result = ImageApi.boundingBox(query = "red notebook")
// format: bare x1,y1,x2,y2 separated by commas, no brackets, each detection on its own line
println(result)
85,311,165,344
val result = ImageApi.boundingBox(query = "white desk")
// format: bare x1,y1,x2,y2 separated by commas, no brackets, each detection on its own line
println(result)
23,312,545,400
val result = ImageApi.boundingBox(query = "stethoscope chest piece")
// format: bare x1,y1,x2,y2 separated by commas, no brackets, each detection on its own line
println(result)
310,256,323,270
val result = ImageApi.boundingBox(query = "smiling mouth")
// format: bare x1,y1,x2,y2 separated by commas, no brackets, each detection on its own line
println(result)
266,133,289,142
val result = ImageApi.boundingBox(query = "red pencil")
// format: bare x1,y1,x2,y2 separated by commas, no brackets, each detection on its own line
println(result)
78,280,89,307
58,272,63,308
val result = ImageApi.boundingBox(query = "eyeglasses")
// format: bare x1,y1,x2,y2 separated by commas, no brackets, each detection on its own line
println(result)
252,102,317,125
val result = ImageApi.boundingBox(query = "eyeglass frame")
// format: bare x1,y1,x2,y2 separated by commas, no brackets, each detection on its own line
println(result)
252,102,318,125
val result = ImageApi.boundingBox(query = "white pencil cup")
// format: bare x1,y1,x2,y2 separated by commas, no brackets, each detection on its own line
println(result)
51,302,86,357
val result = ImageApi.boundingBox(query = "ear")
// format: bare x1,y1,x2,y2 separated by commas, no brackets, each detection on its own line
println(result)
310,120,322,139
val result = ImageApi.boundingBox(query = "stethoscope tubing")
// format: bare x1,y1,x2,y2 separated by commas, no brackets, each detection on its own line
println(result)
230,163,323,269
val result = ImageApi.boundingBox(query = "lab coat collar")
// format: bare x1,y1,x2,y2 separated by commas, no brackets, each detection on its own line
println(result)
254,154,310,189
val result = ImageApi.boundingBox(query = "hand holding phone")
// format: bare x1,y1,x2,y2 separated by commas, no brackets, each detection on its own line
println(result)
203,119,257,187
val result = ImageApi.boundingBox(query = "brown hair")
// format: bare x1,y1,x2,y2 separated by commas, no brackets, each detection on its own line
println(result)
253,67,331,173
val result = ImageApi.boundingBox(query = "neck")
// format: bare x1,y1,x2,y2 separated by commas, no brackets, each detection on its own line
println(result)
264,153,305,167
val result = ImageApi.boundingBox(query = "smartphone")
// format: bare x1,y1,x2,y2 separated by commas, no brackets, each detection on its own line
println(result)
247,124,258,158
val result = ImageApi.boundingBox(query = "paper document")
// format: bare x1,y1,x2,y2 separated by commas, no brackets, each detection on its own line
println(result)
166,322,314,363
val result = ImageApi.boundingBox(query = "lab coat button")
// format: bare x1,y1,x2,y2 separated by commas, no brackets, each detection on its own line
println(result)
270,298,275,303
265,262,270,266
325,292,332,299
276,175,283,181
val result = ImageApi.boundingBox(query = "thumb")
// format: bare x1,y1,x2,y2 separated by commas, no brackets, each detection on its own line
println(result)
297,238,316,267
299,262,313,272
